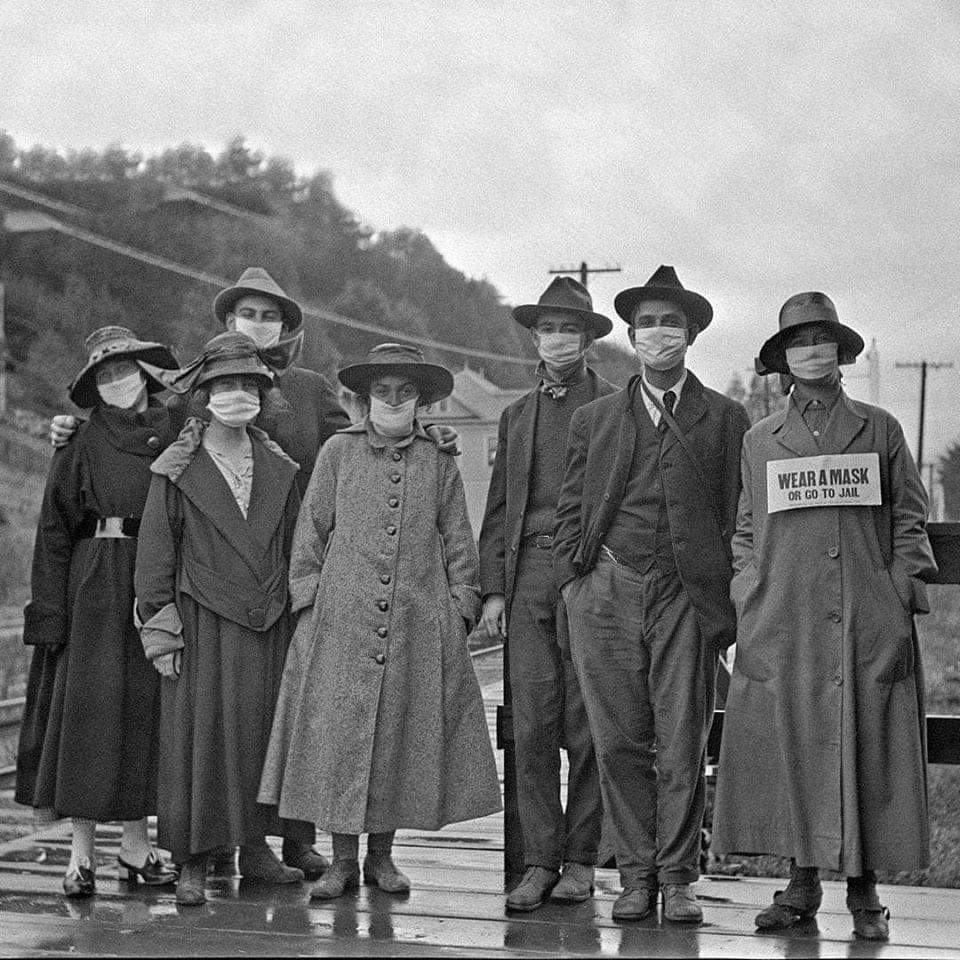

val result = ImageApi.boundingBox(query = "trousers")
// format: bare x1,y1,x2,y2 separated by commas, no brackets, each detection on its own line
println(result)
507,546,602,870
565,554,716,885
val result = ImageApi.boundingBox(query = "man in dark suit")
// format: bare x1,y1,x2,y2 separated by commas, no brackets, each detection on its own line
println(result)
554,266,750,924
478,277,616,912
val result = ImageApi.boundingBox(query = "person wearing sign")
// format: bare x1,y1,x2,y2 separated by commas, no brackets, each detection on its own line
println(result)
477,277,615,912
712,292,937,942
553,266,750,923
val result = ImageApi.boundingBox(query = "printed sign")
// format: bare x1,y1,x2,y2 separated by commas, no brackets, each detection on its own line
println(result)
766,453,881,513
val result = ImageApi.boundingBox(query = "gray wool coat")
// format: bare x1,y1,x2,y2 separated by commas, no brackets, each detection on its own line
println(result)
713,392,937,874
258,419,503,833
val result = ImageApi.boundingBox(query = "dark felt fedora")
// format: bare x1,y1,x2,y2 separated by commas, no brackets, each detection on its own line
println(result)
756,292,864,376
69,326,178,408
512,277,613,338
338,343,454,405
614,265,713,332
213,267,303,332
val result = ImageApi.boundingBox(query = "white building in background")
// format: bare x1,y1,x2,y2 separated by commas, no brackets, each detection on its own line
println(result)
338,366,528,534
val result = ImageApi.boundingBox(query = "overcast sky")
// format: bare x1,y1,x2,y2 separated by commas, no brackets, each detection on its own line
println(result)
3,0,960,482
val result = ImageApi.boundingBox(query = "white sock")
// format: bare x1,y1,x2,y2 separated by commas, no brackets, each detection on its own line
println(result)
120,818,152,866
70,819,96,870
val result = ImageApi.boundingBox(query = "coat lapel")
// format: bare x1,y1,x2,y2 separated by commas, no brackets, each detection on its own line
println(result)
600,386,638,506
822,391,868,452
514,389,539,497
661,372,708,456
770,400,823,457
246,438,298,550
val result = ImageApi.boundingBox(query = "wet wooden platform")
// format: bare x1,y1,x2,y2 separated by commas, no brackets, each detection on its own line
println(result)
1,675,959,957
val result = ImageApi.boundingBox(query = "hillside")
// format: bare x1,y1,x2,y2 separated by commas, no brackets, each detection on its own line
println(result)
0,133,636,417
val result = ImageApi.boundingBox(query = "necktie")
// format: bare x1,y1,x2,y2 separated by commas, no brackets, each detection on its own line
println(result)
658,390,676,432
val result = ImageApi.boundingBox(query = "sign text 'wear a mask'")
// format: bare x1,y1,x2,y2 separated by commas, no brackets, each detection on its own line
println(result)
766,453,881,513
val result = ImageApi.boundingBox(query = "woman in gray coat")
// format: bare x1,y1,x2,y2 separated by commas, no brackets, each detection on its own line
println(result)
259,343,502,899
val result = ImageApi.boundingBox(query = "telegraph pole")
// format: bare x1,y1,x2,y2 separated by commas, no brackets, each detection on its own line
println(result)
894,359,953,473
548,261,621,288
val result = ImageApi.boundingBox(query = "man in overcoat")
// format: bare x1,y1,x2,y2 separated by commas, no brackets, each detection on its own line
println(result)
712,292,938,942
477,276,615,911
553,265,750,923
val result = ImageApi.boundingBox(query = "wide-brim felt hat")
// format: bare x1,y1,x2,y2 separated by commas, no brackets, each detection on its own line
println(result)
756,292,865,375
512,276,613,338
168,331,280,393
338,343,455,405
213,267,304,332
69,325,178,408
614,265,713,332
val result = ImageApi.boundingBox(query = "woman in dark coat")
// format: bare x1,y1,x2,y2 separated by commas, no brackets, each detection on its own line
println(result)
16,326,181,898
134,331,308,906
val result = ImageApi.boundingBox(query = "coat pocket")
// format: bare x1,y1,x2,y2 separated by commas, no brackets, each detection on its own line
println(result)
872,633,916,684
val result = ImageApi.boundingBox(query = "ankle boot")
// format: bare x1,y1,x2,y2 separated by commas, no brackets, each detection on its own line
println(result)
310,859,360,900
239,838,304,884
176,856,207,906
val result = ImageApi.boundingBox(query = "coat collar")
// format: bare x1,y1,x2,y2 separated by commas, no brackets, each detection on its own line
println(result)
767,388,867,455
629,370,709,452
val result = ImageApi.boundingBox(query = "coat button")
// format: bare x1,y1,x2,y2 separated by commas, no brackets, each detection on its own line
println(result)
833,674,843,685
377,626,388,638
377,600,388,611
146,435,161,451
828,546,839,558
388,497,399,508
392,451,402,461
248,608,266,629
380,574,391,585
374,653,386,665
602,493,610,501
386,525,397,535
830,611,841,623
390,473,401,483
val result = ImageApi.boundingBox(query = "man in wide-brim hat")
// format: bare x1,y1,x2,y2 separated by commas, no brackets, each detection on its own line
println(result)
553,265,750,924
712,292,937,943
478,276,615,911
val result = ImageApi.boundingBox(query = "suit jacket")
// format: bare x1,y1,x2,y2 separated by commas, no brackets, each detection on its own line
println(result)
553,372,750,650
478,368,617,604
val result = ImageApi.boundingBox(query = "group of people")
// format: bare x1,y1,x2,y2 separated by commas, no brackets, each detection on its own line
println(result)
14,262,935,944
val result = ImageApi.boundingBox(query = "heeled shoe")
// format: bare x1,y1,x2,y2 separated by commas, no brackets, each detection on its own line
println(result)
176,856,208,906
238,839,304,884
64,862,96,899
310,859,360,900
117,849,179,886
281,839,329,880
363,854,411,895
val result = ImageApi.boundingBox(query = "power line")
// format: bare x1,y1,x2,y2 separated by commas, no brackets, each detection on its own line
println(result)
548,261,621,288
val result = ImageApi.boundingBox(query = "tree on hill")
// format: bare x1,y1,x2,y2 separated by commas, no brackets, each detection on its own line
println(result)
725,370,788,424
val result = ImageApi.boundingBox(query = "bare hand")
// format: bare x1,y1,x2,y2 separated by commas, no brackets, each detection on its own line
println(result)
50,415,79,448
427,424,461,456
153,650,182,679
479,594,507,640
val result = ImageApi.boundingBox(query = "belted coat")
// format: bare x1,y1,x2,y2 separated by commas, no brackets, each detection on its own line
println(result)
553,372,750,652
712,392,937,874
258,420,502,833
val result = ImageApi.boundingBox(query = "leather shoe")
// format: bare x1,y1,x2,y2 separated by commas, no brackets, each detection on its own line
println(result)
310,859,360,900
662,882,702,923
505,866,560,912
282,839,329,880
63,862,96,899
207,844,238,877
239,839,304,884
176,856,207,906
117,849,179,886
851,906,890,941
612,880,658,922
550,862,595,903
755,880,823,929
363,854,411,894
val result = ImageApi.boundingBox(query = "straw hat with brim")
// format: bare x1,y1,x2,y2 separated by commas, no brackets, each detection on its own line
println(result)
169,332,275,393
338,343,454,405
213,267,303,332
614,265,713,333
512,276,613,338
756,292,864,376
69,326,178,408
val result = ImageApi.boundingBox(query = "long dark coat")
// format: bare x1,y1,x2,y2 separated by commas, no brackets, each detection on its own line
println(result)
135,420,301,862
712,393,937,874
258,420,502,833
478,369,617,608
553,373,750,652
15,402,181,821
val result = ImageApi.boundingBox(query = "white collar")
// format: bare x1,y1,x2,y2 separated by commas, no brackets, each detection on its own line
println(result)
640,369,687,424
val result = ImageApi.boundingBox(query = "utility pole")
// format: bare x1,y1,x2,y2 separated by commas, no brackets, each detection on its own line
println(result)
548,261,621,288
894,359,953,474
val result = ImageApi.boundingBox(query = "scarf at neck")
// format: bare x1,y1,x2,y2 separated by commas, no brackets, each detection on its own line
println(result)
537,359,587,400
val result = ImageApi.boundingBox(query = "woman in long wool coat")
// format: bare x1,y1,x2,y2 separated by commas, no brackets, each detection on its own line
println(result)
712,293,938,942
16,326,181,897
258,343,502,899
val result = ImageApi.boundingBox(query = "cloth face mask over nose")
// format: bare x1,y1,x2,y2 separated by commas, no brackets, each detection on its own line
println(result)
536,332,584,367
234,317,283,348
633,327,688,371
207,390,261,427
785,342,839,381
369,396,418,437
97,370,147,409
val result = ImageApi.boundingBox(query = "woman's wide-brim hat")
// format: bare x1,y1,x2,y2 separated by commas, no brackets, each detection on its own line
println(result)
213,267,304,332
756,292,865,376
614,265,713,333
338,343,455,405
167,331,295,394
69,325,178,408
512,276,613,338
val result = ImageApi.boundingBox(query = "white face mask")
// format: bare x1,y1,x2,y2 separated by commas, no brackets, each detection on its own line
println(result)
535,331,584,367
785,342,839,381
234,317,284,348
369,396,418,437
97,369,147,409
632,326,688,371
207,390,261,427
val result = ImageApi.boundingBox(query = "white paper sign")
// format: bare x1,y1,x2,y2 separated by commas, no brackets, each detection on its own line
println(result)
766,453,881,513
